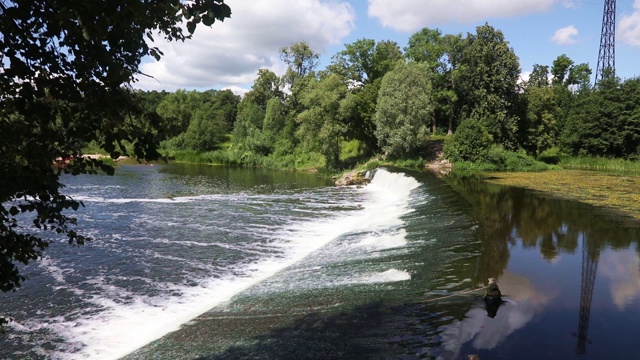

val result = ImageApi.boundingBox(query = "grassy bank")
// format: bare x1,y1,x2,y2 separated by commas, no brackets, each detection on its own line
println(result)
558,156,640,172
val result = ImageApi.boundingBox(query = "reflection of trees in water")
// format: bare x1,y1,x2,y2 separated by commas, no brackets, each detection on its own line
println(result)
444,174,640,284
444,174,640,356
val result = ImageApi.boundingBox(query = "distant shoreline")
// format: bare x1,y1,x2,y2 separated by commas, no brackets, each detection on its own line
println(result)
82,154,129,162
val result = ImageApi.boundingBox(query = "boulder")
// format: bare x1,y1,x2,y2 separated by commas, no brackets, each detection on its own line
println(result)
335,170,372,186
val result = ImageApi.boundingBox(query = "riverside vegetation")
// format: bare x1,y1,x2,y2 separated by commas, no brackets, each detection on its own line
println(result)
123,26,640,177
123,26,640,217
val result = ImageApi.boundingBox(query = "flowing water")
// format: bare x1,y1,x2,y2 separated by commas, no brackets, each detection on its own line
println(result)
1,164,639,359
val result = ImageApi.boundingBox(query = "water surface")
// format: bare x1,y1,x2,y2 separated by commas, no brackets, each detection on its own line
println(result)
1,165,639,359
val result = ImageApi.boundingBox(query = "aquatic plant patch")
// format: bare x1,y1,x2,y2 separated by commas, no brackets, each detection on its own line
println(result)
483,170,640,219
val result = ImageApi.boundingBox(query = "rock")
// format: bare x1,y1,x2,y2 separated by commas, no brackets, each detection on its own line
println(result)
335,169,372,186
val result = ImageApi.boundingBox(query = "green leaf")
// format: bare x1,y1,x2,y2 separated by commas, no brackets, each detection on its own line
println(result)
186,20,196,34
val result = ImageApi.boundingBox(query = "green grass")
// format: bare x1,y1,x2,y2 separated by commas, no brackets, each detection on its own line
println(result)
559,156,640,172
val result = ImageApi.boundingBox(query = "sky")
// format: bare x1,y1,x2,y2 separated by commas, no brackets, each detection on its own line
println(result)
134,0,640,94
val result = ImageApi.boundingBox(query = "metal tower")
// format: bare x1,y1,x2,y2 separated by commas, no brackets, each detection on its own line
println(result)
595,0,616,83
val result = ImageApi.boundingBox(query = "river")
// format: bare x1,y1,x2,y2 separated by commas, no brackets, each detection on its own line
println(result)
1,164,639,359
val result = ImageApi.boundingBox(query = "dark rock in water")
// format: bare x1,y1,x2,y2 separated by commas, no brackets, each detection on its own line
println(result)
483,277,503,318
483,277,502,300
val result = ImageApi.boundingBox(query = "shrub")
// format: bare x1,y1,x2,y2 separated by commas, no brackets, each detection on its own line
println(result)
538,147,562,164
444,119,493,162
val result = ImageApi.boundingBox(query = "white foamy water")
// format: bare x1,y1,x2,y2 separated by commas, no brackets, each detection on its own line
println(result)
8,168,422,360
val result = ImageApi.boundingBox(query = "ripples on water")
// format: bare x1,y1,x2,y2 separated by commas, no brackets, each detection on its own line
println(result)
2,165,640,360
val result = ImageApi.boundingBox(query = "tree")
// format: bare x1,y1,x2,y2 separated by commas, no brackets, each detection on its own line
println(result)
279,41,320,125
340,81,381,153
443,118,493,162
371,40,404,82
232,96,268,154
181,89,239,151
551,54,574,86
527,64,550,88
247,69,283,110
280,41,319,86
374,62,434,158
405,27,447,71
262,98,286,145
297,74,348,168
551,54,592,91
561,76,640,158
328,39,402,154
329,38,376,84
523,86,560,155
456,24,521,149
0,0,231,300
405,28,463,135
329,38,402,85
231,69,288,156
156,89,201,139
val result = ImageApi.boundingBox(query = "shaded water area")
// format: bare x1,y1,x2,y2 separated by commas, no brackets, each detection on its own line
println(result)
1,164,639,359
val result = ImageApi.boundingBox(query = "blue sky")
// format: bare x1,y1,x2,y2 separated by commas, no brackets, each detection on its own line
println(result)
135,0,640,92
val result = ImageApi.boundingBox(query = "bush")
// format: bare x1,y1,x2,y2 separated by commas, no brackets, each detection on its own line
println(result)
444,119,493,162
393,157,424,169
501,149,549,171
537,147,562,164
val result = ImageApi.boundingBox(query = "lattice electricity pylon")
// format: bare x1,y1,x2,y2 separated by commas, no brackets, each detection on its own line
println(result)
595,0,616,84
575,234,599,355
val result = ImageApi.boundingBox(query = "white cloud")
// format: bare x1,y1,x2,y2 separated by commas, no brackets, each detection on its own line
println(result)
599,250,640,310
551,25,579,45
367,0,555,32
519,71,532,85
561,0,581,9
135,0,355,91
620,0,640,47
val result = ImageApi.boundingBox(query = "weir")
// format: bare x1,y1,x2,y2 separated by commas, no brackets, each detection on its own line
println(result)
16,167,423,360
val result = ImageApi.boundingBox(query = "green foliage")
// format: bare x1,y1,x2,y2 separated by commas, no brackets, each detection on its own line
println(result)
297,74,348,169
527,64,550,88
280,41,320,81
444,118,493,162
0,0,231,294
393,157,425,169
452,147,551,172
340,80,381,153
329,38,402,85
405,28,464,135
538,147,562,164
374,61,434,158
551,54,591,91
492,147,551,171
404,27,447,71
561,76,640,158
328,39,402,155
156,90,199,138
329,38,377,84
523,86,560,155
456,24,521,148
263,98,287,145
559,156,640,172
157,89,239,152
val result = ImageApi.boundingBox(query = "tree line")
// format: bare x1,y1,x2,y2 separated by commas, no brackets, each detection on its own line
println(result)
133,24,640,171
